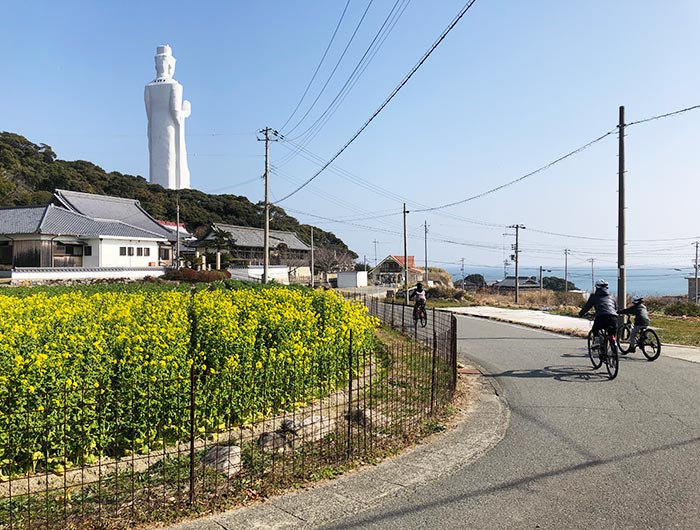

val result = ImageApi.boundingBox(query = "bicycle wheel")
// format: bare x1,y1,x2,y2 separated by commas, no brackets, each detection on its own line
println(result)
617,324,631,354
606,337,619,380
641,329,661,361
419,311,427,328
588,330,602,369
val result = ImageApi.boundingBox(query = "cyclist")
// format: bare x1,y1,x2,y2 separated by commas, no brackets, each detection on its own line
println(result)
578,279,618,350
412,282,427,320
618,296,650,353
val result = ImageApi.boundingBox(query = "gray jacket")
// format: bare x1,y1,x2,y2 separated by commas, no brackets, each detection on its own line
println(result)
619,303,650,327
579,287,618,318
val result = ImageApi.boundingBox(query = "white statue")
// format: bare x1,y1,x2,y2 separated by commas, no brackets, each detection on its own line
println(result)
144,45,191,189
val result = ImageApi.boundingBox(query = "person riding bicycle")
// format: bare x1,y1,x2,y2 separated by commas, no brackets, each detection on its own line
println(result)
618,296,650,353
412,282,427,319
578,279,618,349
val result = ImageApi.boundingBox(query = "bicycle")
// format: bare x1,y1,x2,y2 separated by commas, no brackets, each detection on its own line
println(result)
616,314,661,361
587,326,619,380
413,303,427,328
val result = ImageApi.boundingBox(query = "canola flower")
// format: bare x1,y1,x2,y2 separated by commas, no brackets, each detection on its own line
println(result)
0,285,378,476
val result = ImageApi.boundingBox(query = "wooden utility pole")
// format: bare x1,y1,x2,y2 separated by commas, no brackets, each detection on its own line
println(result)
258,127,278,284
509,224,525,304
617,106,627,309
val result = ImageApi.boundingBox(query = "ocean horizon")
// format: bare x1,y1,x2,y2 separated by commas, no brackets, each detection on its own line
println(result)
444,266,691,297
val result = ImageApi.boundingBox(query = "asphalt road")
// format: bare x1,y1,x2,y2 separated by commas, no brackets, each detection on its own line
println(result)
318,315,700,530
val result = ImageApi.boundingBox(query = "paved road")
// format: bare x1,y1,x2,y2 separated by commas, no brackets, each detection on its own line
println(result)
318,315,700,530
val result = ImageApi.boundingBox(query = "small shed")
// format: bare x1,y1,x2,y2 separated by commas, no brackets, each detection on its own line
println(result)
336,271,368,288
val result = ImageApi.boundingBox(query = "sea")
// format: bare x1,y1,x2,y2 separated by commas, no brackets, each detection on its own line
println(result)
444,266,691,297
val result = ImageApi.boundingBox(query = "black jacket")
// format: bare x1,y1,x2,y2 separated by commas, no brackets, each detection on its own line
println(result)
579,287,618,318
619,303,650,327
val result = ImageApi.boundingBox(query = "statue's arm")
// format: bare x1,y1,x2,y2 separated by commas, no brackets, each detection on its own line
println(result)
182,100,191,119
170,84,183,124
144,87,151,117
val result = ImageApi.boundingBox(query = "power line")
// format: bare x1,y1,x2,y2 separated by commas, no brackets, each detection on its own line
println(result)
412,128,617,213
273,0,479,204
626,103,700,127
281,0,375,136
278,0,352,132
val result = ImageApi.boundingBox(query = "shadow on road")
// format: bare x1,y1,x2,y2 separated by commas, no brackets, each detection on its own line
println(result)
486,364,611,383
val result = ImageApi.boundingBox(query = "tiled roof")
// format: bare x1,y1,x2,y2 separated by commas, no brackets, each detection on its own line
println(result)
53,189,173,240
207,223,311,251
0,204,168,240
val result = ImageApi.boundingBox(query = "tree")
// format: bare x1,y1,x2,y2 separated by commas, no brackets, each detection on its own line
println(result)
314,248,354,277
465,274,486,288
543,276,578,292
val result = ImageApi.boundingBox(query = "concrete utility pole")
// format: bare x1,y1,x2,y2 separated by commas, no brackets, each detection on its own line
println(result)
424,221,429,286
461,258,465,288
588,258,596,292
258,127,278,284
617,106,627,310
310,227,314,287
694,241,699,304
539,266,551,294
503,259,510,279
373,239,379,267
564,249,571,293
403,203,409,305
509,224,525,304
175,191,180,268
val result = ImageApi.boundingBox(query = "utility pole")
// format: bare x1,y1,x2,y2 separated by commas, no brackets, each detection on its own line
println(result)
503,259,510,279
508,224,525,304
424,221,429,286
461,258,465,288
694,241,699,304
587,258,596,292
310,226,314,287
564,249,570,293
539,266,551,294
373,239,379,267
258,127,278,284
403,203,409,305
175,191,180,268
617,105,627,310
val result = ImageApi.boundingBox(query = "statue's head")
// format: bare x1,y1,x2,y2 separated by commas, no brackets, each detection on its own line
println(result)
154,44,176,79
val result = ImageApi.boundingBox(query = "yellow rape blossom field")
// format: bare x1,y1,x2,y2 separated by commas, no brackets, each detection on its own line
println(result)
0,285,378,478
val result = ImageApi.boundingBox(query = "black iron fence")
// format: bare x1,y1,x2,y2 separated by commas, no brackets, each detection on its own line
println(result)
0,295,457,529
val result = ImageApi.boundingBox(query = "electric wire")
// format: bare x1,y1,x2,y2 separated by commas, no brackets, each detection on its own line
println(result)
273,0,479,204
278,0,352,132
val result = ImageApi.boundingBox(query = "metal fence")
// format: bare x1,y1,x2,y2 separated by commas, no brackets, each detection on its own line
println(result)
0,295,457,529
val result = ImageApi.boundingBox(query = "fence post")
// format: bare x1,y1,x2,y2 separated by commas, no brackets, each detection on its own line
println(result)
451,315,458,392
430,329,437,414
391,301,395,329
401,304,405,334
347,329,353,459
189,362,196,505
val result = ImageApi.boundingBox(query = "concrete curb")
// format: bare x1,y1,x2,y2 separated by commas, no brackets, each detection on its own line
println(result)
164,377,509,530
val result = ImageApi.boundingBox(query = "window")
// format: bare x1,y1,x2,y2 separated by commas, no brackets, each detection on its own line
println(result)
160,248,170,260
137,248,143,257
84,246,92,256
120,247,127,256
127,247,134,256
144,248,150,257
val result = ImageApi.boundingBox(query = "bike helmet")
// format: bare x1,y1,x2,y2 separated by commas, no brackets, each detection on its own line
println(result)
416,282,423,289
632,296,644,304
595,279,608,288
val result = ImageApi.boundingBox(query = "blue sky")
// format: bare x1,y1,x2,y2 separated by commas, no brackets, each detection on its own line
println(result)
2,1,700,283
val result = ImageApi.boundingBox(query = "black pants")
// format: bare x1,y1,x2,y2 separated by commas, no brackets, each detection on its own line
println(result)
592,314,618,339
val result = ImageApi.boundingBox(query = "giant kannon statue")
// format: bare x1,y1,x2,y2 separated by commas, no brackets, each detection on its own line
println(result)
145,45,191,189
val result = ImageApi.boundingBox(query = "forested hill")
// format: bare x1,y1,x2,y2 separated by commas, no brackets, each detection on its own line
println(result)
0,132,354,255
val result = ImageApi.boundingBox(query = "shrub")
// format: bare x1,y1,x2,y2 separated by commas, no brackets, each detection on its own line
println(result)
163,268,231,282
664,301,700,317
